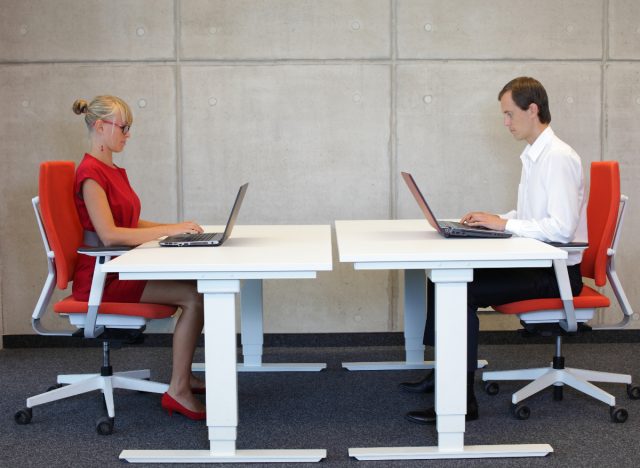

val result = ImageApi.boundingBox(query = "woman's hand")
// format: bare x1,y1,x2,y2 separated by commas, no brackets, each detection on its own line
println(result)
167,221,204,236
460,211,507,231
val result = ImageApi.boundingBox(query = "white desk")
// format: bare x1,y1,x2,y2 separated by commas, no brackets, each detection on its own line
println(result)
336,219,566,460
103,225,332,464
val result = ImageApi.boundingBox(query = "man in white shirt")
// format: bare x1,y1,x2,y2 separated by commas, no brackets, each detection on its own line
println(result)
402,77,587,425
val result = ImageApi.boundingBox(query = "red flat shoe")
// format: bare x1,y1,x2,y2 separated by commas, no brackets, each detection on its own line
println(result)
191,386,206,395
161,392,206,420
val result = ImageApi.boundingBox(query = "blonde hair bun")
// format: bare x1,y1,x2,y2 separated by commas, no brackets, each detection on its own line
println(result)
72,99,89,115
75,95,132,131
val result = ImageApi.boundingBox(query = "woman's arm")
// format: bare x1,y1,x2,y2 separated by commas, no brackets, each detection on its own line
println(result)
82,179,202,246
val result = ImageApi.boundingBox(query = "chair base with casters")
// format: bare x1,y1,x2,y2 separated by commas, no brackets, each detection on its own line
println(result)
16,334,169,435
483,310,638,424
482,162,639,423
15,291,176,435
16,165,178,436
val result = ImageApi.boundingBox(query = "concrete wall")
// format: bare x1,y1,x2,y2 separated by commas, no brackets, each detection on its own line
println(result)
1,0,639,337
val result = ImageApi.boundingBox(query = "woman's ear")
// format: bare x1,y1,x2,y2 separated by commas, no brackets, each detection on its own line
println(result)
93,120,103,134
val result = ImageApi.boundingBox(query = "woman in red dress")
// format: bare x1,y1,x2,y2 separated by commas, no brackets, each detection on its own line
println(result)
72,95,206,420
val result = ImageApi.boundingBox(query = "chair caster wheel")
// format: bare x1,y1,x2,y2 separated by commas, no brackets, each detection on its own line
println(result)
627,384,640,400
610,406,628,423
96,416,115,435
512,403,530,420
14,408,33,425
484,382,499,396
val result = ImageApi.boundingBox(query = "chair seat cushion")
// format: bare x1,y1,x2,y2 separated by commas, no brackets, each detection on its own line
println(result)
493,285,610,315
54,295,177,319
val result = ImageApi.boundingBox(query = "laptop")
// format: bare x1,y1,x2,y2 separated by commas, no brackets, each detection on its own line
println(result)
159,183,248,247
401,172,511,238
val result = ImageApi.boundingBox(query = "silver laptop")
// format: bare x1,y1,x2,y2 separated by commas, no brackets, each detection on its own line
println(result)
401,172,511,239
159,183,248,247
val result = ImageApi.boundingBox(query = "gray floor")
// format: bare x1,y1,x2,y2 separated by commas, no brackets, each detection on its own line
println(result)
1,342,639,467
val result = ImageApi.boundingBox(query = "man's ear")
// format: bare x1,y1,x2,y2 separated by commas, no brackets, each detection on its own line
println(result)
528,102,540,119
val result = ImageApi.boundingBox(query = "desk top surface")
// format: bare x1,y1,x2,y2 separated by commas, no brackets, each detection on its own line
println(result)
335,219,567,264
103,224,332,274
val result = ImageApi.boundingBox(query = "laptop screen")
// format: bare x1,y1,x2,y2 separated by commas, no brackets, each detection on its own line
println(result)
400,172,444,234
219,183,248,243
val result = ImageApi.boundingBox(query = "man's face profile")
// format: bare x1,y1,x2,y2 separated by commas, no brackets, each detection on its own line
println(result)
500,90,537,143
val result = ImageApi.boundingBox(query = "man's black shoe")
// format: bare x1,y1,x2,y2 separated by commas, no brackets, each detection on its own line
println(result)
405,394,479,425
399,370,435,394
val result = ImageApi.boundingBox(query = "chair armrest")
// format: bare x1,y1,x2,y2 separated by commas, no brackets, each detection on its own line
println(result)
552,259,578,333
78,246,133,256
545,241,588,254
81,247,132,339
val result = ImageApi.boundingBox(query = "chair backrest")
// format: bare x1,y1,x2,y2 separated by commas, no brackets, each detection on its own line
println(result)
580,161,621,286
39,161,83,290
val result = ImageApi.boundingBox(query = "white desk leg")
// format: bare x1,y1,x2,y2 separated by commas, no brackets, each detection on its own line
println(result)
349,269,552,460
121,279,326,463
404,269,428,364
192,279,326,373
238,279,326,372
432,269,470,451
239,279,264,368
189,277,262,374
343,270,429,371
343,269,486,371
202,280,241,454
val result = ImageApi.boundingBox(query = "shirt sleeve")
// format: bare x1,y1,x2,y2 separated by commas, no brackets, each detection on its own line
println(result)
504,153,583,243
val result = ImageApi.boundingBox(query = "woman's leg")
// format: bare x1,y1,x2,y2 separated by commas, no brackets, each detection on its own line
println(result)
141,280,205,412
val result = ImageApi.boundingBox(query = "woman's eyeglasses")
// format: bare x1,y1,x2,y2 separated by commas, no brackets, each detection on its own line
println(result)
101,119,131,135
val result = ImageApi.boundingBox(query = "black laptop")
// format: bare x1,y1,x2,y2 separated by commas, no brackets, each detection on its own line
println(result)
159,183,248,247
401,172,511,239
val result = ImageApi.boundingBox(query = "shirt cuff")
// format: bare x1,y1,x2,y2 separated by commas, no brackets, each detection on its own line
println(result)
504,218,522,235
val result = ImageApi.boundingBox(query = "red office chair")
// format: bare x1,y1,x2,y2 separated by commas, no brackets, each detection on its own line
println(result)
482,161,639,423
14,161,178,435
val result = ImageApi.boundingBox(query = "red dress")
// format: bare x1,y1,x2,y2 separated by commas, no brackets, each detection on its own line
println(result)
72,153,147,302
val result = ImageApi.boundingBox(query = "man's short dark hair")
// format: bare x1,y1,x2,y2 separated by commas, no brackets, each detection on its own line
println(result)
498,77,551,124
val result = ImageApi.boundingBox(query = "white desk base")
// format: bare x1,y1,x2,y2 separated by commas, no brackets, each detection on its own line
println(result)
347,266,553,461
192,279,327,373
342,360,488,371
192,362,327,373
349,444,553,460
121,277,327,464
120,449,327,464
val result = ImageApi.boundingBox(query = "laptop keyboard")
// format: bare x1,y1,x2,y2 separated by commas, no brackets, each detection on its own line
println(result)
440,220,489,231
187,233,220,241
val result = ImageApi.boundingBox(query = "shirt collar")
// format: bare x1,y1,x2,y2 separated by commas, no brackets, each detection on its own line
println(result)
521,126,554,163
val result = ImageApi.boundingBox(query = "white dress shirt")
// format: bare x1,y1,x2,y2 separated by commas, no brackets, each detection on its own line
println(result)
501,126,588,265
